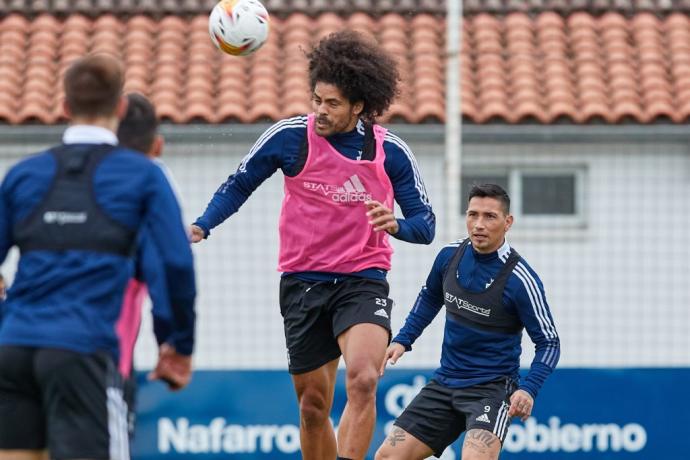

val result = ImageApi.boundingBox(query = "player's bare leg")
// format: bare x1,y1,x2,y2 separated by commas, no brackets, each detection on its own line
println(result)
375,426,433,460
461,429,501,460
0,450,49,460
291,357,339,460
337,323,389,459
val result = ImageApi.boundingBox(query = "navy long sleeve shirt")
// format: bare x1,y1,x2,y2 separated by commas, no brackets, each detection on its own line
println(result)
133,230,173,346
194,116,435,280
393,238,560,399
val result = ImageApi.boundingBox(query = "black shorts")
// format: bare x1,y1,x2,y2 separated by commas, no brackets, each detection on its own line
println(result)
122,373,137,439
394,378,517,457
279,276,393,374
0,346,130,459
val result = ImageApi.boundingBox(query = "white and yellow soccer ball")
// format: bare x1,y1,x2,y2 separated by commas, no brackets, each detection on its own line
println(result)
208,0,270,56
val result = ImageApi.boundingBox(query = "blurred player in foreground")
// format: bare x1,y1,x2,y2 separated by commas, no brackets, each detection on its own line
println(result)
191,30,435,460
0,274,5,328
377,184,560,460
116,92,187,440
0,274,5,329
0,54,196,460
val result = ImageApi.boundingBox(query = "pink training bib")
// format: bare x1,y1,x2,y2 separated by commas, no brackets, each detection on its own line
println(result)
116,278,147,378
278,114,394,273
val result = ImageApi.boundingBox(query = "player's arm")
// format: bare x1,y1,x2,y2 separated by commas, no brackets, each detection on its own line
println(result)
143,165,196,356
143,166,197,390
192,118,303,239
131,236,178,388
510,263,560,403
0,176,11,265
379,134,435,244
392,246,454,349
136,231,173,346
0,179,10,324
381,246,454,374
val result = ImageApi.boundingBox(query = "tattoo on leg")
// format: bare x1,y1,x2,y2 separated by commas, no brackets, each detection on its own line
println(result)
387,428,406,447
464,439,487,454
466,429,497,448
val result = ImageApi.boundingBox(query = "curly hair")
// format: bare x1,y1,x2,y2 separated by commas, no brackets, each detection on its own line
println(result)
307,30,400,122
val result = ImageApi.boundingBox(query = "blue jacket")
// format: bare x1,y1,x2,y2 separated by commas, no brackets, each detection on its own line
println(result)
393,238,560,399
133,230,173,346
0,126,196,359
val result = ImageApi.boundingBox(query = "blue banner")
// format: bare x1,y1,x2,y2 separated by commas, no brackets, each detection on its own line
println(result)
133,368,688,459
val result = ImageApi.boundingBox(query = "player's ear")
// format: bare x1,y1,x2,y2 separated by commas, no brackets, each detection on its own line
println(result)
149,134,164,158
62,100,72,119
352,100,364,117
116,96,129,120
505,214,514,232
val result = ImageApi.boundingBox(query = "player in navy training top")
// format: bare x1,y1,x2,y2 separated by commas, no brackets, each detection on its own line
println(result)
376,184,560,460
116,92,188,441
0,55,196,460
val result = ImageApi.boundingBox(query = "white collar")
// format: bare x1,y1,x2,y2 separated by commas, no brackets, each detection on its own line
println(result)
497,239,511,259
62,125,118,145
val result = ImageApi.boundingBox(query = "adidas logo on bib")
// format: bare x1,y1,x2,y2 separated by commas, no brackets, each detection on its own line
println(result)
476,413,491,423
303,175,372,203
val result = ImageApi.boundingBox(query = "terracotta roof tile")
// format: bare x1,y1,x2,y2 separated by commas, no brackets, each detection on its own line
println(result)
32,13,60,31
155,101,184,123
0,76,18,98
3,11,690,125
6,0,690,17
63,13,91,30
469,0,690,14
185,101,217,123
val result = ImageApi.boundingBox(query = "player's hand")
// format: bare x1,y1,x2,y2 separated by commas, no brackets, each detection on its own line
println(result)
365,200,399,235
148,343,192,391
508,389,534,422
189,225,205,243
379,342,406,376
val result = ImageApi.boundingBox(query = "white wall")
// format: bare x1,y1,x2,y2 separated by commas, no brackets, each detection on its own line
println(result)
467,143,690,367
139,138,690,369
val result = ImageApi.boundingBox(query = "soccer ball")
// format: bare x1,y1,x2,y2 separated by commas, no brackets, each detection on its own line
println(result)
208,0,270,56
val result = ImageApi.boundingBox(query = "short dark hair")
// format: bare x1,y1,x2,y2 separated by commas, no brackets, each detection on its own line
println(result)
307,30,400,122
468,184,511,214
117,93,159,153
64,54,124,118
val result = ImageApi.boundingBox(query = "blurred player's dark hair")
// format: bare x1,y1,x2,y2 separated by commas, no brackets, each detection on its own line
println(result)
118,93,159,154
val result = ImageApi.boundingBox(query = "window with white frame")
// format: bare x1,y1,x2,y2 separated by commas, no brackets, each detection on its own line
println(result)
461,167,586,226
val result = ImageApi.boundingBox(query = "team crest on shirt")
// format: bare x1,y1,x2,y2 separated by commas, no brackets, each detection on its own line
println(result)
303,175,372,203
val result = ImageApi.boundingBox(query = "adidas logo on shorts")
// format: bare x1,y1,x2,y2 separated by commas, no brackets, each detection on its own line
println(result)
476,413,491,423
374,308,389,319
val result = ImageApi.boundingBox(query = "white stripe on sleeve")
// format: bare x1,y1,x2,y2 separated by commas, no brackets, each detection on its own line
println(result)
238,116,307,173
